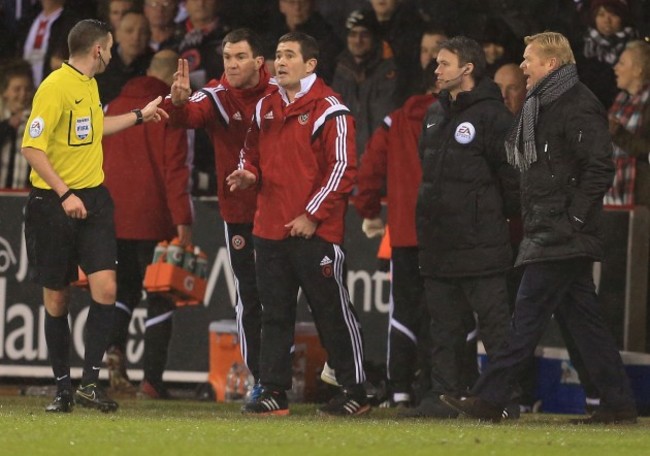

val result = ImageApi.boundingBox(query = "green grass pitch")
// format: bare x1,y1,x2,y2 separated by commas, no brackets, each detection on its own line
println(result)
1,397,649,456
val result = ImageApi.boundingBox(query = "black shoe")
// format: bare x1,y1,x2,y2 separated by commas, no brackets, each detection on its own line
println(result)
570,408,637,425
502,402,520,420
439,394,503,422
45,390,74,413
75,383,119,413
318,386,371,417
242,388,289,416
399,396,458,418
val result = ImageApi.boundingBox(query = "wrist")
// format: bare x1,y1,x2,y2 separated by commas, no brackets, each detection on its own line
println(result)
131,109,143,125
59,189,74,203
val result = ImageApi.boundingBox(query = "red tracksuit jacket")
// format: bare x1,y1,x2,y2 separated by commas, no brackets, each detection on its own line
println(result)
354,93,436,247
103,76,193,240
241,74,357,245
165,66,277,223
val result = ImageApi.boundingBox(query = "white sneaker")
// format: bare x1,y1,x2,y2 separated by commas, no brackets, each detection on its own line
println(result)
320,362,340,387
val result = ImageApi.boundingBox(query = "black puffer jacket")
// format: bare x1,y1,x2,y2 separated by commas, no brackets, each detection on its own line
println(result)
416,78,518,278
516,82,614,266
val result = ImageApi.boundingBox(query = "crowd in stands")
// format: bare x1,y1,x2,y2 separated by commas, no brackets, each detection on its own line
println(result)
2,0,650,192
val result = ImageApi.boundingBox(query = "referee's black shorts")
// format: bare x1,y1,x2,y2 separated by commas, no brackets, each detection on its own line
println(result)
24,185,117,290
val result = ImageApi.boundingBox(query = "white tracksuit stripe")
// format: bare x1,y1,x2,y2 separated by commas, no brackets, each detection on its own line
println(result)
224,222,249,370
145,310,174,328
333,245,365,383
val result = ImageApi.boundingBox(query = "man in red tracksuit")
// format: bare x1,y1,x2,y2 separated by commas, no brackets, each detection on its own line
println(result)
353,62,437,408
103,49,193,398
164,29,276,387
227,32,369,417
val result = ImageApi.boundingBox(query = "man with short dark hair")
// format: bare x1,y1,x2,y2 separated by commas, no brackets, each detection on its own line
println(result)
442,31,638,425
164,28,276,390
227,32,369,417
410,36,518,418
21,18,168,413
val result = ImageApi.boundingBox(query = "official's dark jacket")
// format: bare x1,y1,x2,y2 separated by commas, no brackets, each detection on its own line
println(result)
516,82,614,266
416,78,518,278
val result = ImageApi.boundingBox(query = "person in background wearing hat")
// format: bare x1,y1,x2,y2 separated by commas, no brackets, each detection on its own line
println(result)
332,9,398,157
578,0,638,108
407,35,518,419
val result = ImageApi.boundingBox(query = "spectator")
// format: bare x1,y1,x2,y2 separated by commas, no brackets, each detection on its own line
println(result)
441,31,637,425
332,9,398,156
367,0,424,99
164,28,277,392
265,0,343,83
0,59,33,189
96,9,153,105
99,0,136,31
353,61,438,408
21,18,168,414
419,27,447,70
578,0,637,108
22,0,79,85
102,49,193,399
227,32,369,417
493,62,526,115
412,36,518,418
478,15,524,78
144,0,182,51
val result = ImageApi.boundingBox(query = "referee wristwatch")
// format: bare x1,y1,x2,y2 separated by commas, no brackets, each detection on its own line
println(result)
131,109,143,125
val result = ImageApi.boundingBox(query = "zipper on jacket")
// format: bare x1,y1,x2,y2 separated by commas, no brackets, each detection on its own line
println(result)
545,142,554,178
577,130,583,143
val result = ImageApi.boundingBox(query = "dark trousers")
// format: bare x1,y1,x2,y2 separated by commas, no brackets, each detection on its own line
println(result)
225,222,262,380
110,240,175,383
387,247,426,394
474,259,636,411
424,273,510,395
254,236,365,390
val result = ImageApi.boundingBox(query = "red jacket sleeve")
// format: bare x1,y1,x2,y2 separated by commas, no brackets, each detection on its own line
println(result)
162,123,193,226
354,116,390,219
163,83,220,129
305,111,357,222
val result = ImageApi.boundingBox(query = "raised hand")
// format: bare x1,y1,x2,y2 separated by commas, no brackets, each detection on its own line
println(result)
171,58,192,106
141,96,169,123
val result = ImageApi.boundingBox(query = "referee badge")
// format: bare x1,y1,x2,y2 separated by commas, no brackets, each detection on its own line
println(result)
76,116,91,140
231,235,245,250
29,117,45,138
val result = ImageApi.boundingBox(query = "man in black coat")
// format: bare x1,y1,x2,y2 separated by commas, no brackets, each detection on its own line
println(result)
441,31,638,424
407,36,518,418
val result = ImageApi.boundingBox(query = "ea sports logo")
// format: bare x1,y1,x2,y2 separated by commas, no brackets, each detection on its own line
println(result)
454,122,475,144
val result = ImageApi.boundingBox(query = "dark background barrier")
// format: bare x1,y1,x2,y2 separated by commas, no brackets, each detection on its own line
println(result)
0,192,646,383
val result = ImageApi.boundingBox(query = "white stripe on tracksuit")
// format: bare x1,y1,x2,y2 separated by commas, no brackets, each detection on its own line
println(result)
385,260,417,380
145,310,174,328
333,245,365,384
223,222,249,369
306,97,349,215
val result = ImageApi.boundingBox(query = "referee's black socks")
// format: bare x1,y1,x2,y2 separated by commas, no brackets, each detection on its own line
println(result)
45,311,72,393
81,300,115,386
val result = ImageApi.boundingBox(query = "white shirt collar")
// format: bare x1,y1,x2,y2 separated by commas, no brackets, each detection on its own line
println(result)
279,73,317,105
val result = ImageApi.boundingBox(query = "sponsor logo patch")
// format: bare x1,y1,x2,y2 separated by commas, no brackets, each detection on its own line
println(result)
232,235,246,250
232,111,242,120
264,110,274,120
454,122,475,144
29,117,44,138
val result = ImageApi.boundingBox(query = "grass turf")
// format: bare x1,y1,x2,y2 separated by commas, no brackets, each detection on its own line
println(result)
1,396,649,456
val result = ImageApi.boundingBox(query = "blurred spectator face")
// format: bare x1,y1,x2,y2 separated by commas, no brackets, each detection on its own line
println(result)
109,0,135,31
595,6,623,37
520,42,553,90
279,0,313,27
144,0,178,28
483,42,505,65
274,40,316,91
223,40,263,89
614,48,641,92
347,26,373,60
494,63,526,114
186,0,219,27
2,75,33,114
370,0,397,20
116,12,151,62
420,32,446,69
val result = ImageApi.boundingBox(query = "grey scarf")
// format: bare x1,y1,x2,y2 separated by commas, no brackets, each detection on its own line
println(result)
505,64,579,171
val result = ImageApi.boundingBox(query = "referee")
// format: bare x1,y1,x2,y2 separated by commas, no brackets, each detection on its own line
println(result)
21,19,168,413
